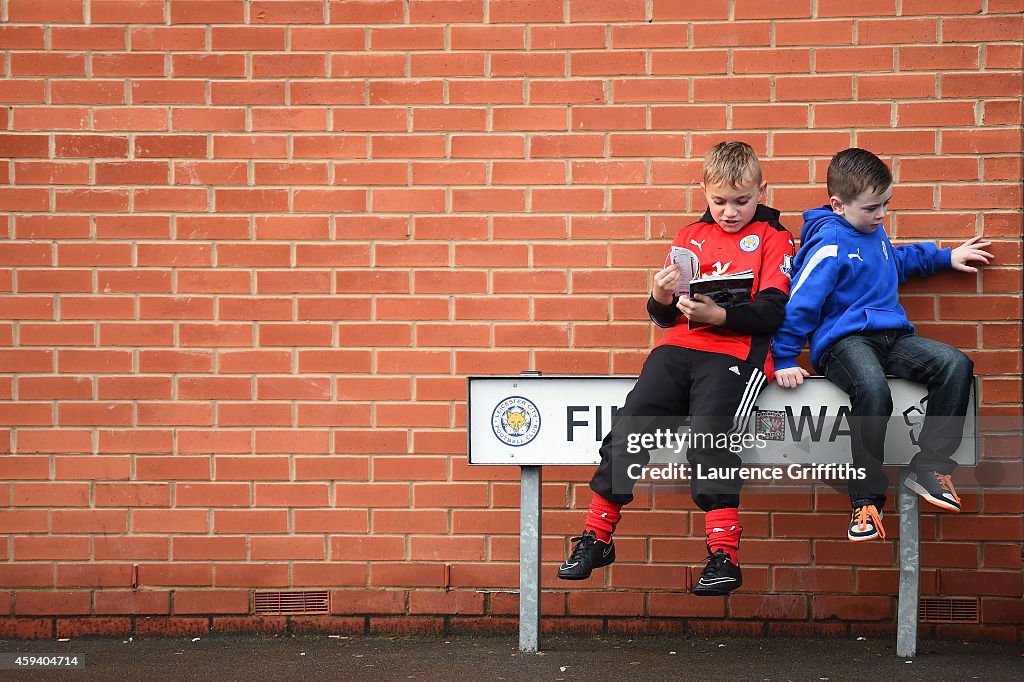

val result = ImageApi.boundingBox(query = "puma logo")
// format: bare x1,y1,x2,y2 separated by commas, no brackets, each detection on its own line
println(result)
848,249,863,262
689,238,706,252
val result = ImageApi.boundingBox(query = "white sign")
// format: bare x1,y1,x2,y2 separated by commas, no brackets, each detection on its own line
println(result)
467,375,977,467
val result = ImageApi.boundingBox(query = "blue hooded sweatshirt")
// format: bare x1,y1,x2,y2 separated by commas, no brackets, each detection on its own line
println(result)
772,206,952,372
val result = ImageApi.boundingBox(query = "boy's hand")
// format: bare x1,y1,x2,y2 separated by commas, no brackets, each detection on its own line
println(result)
676,293,726,326
950,236,993,273
652,263,680,305
775,367,810,388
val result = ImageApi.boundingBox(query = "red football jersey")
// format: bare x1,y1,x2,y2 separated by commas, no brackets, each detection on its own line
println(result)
655,206,795,379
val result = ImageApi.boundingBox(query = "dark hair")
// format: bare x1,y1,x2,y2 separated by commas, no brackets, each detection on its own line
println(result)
827,148,892,202
703,141,762,188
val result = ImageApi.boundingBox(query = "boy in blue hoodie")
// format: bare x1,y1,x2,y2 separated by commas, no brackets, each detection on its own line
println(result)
772,148,992,542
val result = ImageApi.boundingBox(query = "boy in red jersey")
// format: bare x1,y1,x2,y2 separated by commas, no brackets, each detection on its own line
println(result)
557,142,795,595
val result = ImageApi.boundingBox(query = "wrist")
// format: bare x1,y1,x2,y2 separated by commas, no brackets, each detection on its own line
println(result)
651,291,673,306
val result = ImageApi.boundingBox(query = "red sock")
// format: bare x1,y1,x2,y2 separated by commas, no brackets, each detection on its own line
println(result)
705,508,741,565
584,492,622,543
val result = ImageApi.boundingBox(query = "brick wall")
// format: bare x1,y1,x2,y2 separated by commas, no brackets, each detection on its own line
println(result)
1,0,1022,640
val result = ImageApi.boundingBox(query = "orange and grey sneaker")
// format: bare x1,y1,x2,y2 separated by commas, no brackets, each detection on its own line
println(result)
904,470,962,513
848,504,886,542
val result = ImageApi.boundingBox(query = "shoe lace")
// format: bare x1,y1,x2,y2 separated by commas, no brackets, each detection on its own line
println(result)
567,533,597,562
933,473,961,504
700,549,730,577
854,505,886,539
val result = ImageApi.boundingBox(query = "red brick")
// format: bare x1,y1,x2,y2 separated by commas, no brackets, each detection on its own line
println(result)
811,595,894,621
210,26,285,50
135,617,208,636
370,563,446,587
15,430,91,455
0,26,45,48
95,484,171,508
15,591,91,616
133,455,209,478
730,594,809,620
218,455,292,483
92,1,167,24
944,73,1024,98
943,15,1024,42
212,617,288,635
214,510,289,534
56,565,132,589
132,509,209,533
442,135,525,160
132,26,206,50
817,0,897,16
95,591,171,615
250,0,324,23
0,507,48,535
170,0,246,24
54,456,130,481
174,590,250,613
328,589,405,616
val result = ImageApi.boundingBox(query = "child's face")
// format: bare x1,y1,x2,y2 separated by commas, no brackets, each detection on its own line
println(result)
831,184,893,234
700,176,765,233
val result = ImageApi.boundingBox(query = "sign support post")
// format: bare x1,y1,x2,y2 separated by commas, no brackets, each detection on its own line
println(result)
897,471,921,658
517,370,542,653
519,463,541,653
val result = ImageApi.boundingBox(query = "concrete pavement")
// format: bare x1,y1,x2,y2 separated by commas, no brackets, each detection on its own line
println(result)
1,633,1022,681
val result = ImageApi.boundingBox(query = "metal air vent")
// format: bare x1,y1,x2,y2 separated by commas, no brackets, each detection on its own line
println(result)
918,597,979,624
254,590,330,615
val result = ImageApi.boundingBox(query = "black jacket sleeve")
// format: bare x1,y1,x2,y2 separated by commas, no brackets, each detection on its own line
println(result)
647,295,682,328
720,287,788,336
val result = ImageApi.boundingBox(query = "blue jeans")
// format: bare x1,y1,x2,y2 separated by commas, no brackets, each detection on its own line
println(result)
818,330,973,511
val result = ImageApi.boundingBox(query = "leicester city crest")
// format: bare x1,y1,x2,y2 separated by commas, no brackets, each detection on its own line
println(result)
492,396,541,447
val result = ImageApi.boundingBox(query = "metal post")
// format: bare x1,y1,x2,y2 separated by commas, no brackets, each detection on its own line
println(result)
519,464,542,653
897,470,920,658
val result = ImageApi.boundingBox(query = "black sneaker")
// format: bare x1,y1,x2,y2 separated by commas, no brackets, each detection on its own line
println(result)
905,470,962,513
557,530,615,580
848,504,886,542
692,548,742,596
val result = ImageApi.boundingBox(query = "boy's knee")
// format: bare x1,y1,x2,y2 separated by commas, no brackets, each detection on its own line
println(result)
933,347,974,384
858,378,893,412
952,350,974,376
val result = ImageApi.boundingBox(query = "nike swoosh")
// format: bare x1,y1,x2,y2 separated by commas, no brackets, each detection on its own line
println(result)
698,577,738,585
560,562,578,570
602,546,612,557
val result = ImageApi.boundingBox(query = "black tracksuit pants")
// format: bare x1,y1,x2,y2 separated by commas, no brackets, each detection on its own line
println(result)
589,344,766,511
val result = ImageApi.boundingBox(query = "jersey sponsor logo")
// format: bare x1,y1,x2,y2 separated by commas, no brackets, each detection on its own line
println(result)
780,253,794,279
492,396,541,447
755,410,786,441
881,242,889,261
738,234,760,252
711,261,731,276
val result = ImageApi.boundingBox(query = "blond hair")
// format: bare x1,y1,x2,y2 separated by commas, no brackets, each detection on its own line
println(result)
703,141,762,188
